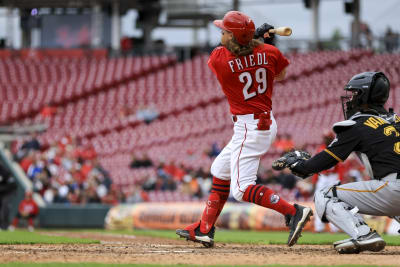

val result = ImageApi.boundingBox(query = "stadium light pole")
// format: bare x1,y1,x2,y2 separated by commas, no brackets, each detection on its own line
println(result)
91,3,103,48
111,0,121,52
5,6,15,48
311,0,320,50
233,0,240,10
351,0,360,48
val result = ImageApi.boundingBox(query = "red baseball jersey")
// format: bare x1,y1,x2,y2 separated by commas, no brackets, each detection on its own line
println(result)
208,44,289,115
19,199,39,215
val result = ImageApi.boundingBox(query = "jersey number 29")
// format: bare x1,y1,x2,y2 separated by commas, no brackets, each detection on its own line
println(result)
239,68,267,100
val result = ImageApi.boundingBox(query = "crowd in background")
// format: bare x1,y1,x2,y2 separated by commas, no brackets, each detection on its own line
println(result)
129,137,365,204
13,130,366,206
125,131,366,203
12,134,124,205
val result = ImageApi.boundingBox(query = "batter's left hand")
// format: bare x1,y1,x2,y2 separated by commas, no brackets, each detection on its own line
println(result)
254,23,275,45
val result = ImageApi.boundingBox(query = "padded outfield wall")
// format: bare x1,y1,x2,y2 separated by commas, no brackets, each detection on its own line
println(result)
105,202,400,235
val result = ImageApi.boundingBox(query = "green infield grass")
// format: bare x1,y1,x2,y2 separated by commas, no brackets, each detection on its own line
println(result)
1,264,397,267
0,230,99,244
6,228,399,246
87,229,400,246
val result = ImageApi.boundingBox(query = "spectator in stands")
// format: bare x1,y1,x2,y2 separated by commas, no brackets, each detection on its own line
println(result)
360,23,373,49
18,150,35,173
0,162,17,230
341,155,366,183
196,170,212,197
141,174,160,192
40,101,58,118
21,132,41,151
102,185,125,205
295,179,314,200
119,105,135,119
83,185,101,204
346,169,363,183
384,27,399,53
27,154,45,180
120,36,133,54
194,167,207,180
163,176,178,191
14,133,41,162
256,169,279,185
14,133,115,205
205,142,222,158
54,180,70,203
126,186,149,203
9,191,39,232
276,168,297,190
136,104,159,124
67,188,81,204
156,163,169,179
153,39,174,55
130,154,141,169
180,175,202,199
273,134,295,152
43,187,57,203
163,161,181,181
130,153,153,168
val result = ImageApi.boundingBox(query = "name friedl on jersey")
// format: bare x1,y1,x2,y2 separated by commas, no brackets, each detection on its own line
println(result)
227,52,268,73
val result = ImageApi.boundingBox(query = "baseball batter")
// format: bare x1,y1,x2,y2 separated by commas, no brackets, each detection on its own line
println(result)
176,11,312,248
273,72,400,253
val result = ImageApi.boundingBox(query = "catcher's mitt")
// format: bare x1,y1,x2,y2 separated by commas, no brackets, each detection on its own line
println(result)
272,150,311,171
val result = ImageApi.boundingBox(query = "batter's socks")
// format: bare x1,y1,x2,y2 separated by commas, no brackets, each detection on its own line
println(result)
199,177,230,234
11,218,18,227
242,184,296,216
28,218,34,227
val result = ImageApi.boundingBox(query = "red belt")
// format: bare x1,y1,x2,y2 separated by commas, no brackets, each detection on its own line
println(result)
232,112,270,122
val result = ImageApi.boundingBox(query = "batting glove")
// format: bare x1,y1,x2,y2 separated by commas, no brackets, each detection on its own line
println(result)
254,23,275,45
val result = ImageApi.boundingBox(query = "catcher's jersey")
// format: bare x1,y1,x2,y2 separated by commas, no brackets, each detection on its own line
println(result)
208,44,289,115
326,113,400,179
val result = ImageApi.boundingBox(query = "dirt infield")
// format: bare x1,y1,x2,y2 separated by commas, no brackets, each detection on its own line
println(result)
0,232,399,266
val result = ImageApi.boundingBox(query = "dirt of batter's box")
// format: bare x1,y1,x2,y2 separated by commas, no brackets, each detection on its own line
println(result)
0,232,399,266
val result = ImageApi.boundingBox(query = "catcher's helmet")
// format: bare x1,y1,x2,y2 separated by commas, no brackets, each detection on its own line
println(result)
213,11,255,46
341,72,390,119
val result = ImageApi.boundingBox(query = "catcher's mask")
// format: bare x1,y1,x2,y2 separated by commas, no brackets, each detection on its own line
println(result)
341,72,390,119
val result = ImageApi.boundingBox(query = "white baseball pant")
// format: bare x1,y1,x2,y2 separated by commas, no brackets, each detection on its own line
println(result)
210,112,277,201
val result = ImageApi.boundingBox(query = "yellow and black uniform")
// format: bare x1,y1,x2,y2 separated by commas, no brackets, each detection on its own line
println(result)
292,112,400,179
287,72,398,254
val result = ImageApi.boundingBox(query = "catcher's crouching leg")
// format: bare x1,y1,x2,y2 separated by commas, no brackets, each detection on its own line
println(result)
314,185,385,254
176,177,230,247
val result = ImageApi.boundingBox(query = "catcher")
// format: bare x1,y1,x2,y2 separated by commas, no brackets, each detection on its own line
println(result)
273,72,400,254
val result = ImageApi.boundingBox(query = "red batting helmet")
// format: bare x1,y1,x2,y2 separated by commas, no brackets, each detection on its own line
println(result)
213,11,255,46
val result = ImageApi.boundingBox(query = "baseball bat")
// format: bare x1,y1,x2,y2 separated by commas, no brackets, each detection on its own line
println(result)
268,27,292,36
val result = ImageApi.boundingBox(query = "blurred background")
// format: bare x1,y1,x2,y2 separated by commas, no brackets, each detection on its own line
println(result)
0,0,398,234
